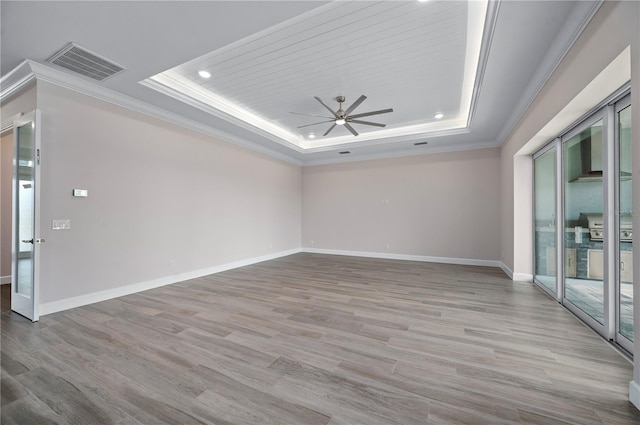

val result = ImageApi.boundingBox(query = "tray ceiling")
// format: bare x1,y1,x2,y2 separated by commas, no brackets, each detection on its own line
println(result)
1,1,602,164
143,0,488,150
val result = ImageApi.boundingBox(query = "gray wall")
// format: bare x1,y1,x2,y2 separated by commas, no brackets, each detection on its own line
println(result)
302,148,501,261
35,81,301,305
501,0,639,275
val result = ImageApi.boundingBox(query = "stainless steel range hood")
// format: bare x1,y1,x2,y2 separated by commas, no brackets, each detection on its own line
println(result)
567,125,632,182
573,127,603,182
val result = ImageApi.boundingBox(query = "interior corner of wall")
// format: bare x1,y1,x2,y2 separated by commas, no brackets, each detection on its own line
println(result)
630,380,640,411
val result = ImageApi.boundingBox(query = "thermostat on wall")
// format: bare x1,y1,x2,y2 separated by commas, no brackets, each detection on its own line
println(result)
73,189,88,197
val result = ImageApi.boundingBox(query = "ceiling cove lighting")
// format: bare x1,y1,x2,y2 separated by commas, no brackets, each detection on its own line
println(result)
434,112,444,119
198,70,211,79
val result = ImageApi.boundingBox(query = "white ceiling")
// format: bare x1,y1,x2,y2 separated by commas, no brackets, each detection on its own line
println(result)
1,1,601,165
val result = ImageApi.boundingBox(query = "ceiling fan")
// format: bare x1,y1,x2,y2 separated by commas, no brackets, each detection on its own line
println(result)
291,95,393,136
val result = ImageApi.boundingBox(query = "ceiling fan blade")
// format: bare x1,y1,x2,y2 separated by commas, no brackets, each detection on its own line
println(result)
314,96,339,118
343,123,359,136
344,95,367,115
297,120,336,129
349,119,386,127
290,112,333,119
349,108,394,119
323,124,337,136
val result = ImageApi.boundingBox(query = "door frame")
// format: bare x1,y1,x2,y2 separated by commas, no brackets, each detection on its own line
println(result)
614,94,633,353
11,110,41,321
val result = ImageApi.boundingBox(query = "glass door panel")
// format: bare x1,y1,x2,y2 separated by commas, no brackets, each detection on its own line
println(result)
563,119,604,325
534,147,557,294
617,103,633,344
11,111,40,321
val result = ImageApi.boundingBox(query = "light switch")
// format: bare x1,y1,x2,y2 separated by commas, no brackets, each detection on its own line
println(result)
52,219,71,230
73,189,88,197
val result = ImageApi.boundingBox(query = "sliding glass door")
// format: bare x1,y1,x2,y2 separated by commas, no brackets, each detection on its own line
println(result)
532,90,633,354
563,116,605,329
533,146,557,295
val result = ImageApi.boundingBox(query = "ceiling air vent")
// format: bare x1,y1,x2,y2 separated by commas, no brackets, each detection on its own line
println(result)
47,43,125,81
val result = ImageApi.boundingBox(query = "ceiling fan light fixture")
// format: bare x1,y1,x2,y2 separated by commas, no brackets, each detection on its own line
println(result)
293,95,392,136
198,70,211,79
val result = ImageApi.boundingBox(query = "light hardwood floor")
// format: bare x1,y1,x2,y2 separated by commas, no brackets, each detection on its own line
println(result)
1,253,638,424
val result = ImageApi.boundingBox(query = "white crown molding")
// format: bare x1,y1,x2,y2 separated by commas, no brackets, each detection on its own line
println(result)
302,126,471,154
0,60,36,104
466,0,500,130
497,0,604,145
302,140,499,166
141,75,306,154
1,60,303,166
40,248,302,316
302,247,502,269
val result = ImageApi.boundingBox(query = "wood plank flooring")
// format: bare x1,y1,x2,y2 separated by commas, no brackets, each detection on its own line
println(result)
1,253,638,424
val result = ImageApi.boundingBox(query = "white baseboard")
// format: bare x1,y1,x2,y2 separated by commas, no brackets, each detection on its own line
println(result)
39,248,302,316
1,275,10,285
498,262,532,282
302,247,501,268
630,380,640,411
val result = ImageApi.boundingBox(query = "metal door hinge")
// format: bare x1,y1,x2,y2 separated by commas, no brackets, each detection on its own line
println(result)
36,149,41,165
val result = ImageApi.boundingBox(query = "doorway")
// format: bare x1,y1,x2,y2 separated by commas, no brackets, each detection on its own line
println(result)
0,129,13,307
1,111,41,321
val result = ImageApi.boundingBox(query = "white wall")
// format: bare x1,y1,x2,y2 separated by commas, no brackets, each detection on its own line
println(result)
302,148,501,263
35,81,301,307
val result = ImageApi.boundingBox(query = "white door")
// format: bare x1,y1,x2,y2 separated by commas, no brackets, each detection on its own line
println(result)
11,111,41,321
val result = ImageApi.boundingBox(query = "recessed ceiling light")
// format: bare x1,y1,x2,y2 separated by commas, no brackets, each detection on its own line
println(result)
335,118,346,125
434,112,444,119
198,70,211,79
308,134,316,139
417,0,429,3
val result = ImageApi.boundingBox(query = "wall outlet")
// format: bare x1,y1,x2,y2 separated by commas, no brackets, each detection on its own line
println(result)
310,239,315,245
385,242,390,249
52,219,71,230
169,260,175,269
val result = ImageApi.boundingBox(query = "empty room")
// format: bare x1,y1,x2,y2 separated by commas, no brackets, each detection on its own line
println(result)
1,1,639,424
